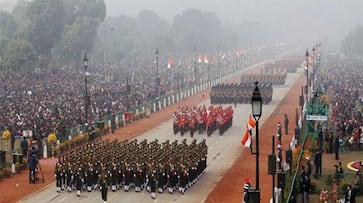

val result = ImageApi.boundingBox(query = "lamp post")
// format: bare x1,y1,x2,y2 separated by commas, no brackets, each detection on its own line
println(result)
312,46,316,92
178,59,181,94
83,54,89,125
217,44,221,79
194,48,197,86
155,48,159,98
305,49,310,102
252,81,262,203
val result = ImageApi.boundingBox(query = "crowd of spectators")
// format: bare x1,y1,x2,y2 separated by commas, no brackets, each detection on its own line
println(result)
0,47,273,139
320,57,363,146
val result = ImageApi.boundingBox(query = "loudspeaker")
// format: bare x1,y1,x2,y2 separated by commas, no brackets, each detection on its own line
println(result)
286,150,292,164
277,171,286,188
268,154,276,175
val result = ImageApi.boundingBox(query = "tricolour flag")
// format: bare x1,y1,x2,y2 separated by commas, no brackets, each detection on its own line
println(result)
168,58,174,69
204,55,209,64
198,55,203,63
241,114,256,148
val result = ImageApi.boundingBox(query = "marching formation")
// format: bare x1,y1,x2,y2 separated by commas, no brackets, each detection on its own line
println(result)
210,82,273,105
54,138,208,200
240,73,287,86
172,105,234,137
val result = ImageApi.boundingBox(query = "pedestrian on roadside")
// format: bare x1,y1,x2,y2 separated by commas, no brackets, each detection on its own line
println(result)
284,114,289,135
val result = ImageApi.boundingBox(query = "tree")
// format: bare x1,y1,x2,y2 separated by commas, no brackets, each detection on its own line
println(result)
1,40,36,71
170,9,222,52
0,11,17,60
27,0,66,68
341,25,363,58
59,16,101,64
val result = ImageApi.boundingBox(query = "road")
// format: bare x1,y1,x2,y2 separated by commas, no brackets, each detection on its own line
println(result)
19,70,301,203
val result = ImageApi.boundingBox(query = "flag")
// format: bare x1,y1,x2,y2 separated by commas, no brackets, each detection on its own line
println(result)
168,58,174,69
198,55,203,63
204,55,209,64
221,52,226,61
241,114,256,148
241,124,251,147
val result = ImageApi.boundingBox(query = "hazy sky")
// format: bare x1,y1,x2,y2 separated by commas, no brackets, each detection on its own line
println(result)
104,0,363,48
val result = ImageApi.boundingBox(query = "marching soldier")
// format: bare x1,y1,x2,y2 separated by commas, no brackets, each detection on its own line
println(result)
74,166,83,197
134,162,144,192
149,168,157,199
99,168,108,203
168,163,178,194
179,164,188,194
123,162,132,192
55,162,63,193
110,162,118,192
65,162,74,192
86,162,94,192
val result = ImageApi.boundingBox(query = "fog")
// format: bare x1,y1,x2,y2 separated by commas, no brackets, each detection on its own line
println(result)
105,0,363,49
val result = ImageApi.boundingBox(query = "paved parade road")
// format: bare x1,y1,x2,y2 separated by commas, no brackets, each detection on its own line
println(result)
19,71,302,203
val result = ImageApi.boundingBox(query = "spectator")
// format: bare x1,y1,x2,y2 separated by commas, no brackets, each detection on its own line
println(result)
314,149,321,179
345,184,356,203
21,137,28,158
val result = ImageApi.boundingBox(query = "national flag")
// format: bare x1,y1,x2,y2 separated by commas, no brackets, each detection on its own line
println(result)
167,58,174,69
241,114,256,148
236,49,240,56
247,114,256,129
198,55,203,63
221,52,226,61
204,55,209,64
241,124,251,147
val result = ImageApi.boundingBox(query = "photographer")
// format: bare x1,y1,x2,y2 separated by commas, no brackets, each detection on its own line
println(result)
28,148,38,184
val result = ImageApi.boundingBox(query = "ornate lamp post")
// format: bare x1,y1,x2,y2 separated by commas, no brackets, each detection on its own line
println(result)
251,81,262,203
305,49,310,101
194,48,197,86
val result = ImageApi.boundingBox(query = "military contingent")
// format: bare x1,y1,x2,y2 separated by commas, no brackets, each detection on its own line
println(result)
210,82,273,105
172,105,234,137
54,138,207,200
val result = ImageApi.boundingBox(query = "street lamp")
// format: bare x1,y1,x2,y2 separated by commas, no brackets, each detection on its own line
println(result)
178,58,181,94
312,46,316,92
83,54,89,125
251,81,262,203
305,49,310,101
194,48,197,86
155,48,159,97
